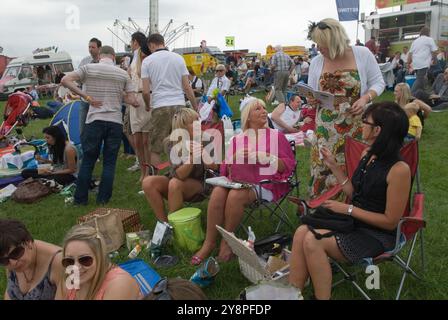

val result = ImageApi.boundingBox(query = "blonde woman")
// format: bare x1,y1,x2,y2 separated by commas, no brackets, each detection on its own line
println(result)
307,18,385,198
192,98,296,265
394,83,432,124
142,108,218,223
129,32,152,183
56,225,140,300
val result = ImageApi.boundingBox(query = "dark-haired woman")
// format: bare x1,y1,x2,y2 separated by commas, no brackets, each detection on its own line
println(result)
129,31,152,184
289,102,412,300
1,219,63,300
21,126,78,185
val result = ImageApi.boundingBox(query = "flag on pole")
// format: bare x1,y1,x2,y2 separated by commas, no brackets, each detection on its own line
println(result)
336,0,360,22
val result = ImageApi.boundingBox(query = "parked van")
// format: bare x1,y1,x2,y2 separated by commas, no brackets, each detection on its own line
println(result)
0,51,73,99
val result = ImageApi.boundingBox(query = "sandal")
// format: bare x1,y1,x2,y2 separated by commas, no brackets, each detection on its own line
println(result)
190,257,220,288
153,255,179,268
190,255,204,266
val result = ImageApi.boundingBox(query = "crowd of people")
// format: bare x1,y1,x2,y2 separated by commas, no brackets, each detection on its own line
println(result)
1,17,441,300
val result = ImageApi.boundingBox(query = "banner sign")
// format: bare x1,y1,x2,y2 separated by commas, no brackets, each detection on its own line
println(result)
376,0,428,9
336,0,360,22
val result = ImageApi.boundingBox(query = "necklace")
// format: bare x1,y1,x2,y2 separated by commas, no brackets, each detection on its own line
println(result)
23,245,38,284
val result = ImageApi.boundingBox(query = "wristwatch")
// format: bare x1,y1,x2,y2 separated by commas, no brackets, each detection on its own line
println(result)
347,205,354,216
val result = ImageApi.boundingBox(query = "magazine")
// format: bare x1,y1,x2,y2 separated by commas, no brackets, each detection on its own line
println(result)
206,176,251,190
296,83,335,110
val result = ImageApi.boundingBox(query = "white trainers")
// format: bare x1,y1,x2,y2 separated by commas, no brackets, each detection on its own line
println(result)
127,159,140,172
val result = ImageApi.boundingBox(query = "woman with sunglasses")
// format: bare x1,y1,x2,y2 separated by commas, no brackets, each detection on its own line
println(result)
289,102,411,300
307,18,385,199
1,219,63,300
55,225,140,300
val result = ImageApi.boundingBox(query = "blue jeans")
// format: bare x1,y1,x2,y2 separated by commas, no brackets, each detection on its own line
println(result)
74,120,123,205
79,101,90,136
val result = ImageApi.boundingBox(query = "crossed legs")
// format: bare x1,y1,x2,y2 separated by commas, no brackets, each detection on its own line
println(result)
289,225,347,300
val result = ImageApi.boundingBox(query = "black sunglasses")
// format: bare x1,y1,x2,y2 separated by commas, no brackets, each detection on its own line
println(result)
307,21,331,40
61,255,94,268
151,277,172,300
0,246,26,266
362,119,377,127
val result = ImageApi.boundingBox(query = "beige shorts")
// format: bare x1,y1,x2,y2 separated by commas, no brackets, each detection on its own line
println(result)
130,94,151,134
148,106,184,154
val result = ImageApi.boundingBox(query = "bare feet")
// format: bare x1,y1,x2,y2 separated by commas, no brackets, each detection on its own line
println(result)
217,240,235,263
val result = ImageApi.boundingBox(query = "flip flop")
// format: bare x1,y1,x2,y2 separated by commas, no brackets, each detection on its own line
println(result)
190,255,204,266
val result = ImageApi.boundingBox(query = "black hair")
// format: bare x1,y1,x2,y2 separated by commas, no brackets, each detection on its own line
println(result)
363,102,409,162
131,32,150,56
42,126,67,164
89,38,102,48
147,33,165,46
0,219,34,257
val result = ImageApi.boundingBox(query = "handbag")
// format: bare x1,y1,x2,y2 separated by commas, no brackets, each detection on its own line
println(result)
11,178,53,204
79,210,125,253
300,206,355,240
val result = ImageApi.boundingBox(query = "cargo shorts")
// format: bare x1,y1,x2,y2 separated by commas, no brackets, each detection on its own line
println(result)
148,106,184,154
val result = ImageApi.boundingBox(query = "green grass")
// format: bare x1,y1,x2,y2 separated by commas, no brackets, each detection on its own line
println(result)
1,91,447,300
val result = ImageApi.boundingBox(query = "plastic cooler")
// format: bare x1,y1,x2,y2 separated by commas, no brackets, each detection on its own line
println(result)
405,75,417,88
168,208,204,252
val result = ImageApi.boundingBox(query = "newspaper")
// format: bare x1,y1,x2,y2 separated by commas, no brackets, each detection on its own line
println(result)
206,176,250,190
296,83,335,110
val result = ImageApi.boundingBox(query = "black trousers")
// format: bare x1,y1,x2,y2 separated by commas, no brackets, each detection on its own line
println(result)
21,169,76,186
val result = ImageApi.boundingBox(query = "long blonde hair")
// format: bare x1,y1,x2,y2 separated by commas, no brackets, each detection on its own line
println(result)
60,225,111,300
164,108,200,154
241,98,268,131
309,18,351,60
395,83,413,108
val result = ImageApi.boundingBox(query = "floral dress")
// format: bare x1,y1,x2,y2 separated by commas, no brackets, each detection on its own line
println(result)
309,70,363,198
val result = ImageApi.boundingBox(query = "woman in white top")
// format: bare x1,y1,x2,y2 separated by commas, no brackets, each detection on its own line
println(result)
307,18,385,198
129,32,152,183
270,95,303,133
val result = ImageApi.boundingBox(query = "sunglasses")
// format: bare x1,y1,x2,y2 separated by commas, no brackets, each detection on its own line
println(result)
307,21,331,40
151,277,172,300
0,246,26,266
362,119,377,127
61,255,94,268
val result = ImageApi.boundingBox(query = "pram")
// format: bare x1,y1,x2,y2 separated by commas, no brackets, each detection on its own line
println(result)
0,92,32,137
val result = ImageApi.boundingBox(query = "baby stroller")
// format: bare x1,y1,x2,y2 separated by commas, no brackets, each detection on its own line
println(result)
0,92,32,137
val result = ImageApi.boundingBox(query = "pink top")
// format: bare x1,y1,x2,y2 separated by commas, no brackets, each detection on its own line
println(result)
66,267,129,300
220,128,296,202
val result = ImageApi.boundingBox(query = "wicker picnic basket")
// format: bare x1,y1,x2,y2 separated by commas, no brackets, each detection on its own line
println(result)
77,208,143,233
217,226,290,285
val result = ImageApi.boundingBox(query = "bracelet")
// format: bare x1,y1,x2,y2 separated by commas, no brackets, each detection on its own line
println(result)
85,96,92,102
367,93,373,103
340,177,350,187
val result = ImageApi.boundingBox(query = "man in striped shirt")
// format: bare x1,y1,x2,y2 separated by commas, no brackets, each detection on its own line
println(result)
270,45,294,103
62,46,139,205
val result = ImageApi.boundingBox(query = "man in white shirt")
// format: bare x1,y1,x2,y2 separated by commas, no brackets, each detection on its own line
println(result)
207,64,231,101
141,33,197,167
408,27,438,95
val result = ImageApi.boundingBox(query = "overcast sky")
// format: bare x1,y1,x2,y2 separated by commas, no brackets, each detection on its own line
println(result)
1,0,384,66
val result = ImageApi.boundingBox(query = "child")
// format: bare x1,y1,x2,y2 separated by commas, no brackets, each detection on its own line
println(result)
404,102,422,141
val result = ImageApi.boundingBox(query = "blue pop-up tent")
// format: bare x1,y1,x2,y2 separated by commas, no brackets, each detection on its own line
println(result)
49,100,82,146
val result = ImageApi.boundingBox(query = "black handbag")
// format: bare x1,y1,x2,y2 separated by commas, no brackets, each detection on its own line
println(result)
300,206,355,240
254,233,292,256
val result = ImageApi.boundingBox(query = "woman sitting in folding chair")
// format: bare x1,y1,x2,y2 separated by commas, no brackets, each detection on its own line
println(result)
289,102,412,300
192,98,296,265
142,108,218,223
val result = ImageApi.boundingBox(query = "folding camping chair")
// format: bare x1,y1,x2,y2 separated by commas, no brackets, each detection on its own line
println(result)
239,140,300,236
289,136,425,300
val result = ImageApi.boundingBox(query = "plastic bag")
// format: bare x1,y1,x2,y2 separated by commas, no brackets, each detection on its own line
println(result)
199,100,215,122
222,115,234,147
216,94,233,119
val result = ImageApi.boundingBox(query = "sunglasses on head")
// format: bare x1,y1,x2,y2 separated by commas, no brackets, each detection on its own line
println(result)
362,118,377,127
61,255,94,268
151,277,172,300
307,21,331,40
0,246,26,266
